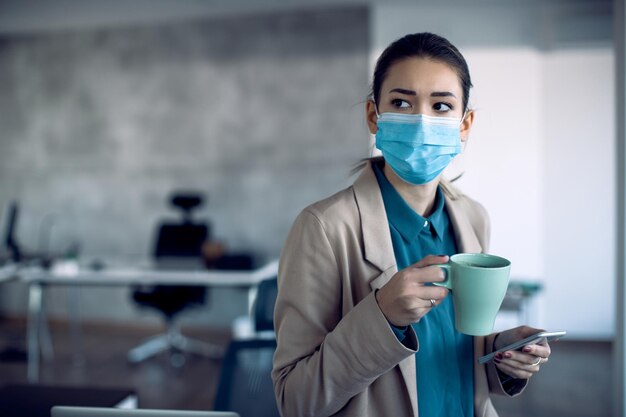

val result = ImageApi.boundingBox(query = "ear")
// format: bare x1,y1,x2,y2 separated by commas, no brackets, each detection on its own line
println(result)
366,100,378,135
460,109,474,143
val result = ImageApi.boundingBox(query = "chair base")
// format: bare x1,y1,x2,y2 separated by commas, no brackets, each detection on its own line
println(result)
127,322,224,366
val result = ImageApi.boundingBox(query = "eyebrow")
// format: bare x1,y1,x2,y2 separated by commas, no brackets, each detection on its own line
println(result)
389,88,416,96
388,88,457,99
431,91,457,98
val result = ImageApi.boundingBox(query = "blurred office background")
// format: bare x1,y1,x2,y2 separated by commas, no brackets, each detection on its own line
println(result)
0,0,622,416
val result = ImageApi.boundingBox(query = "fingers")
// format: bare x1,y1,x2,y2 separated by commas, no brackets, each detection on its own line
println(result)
494,326,551,352
495,360,534,380
375,255,450,327
402,255,450,284
417,296,442,310
522,343,551,358
494,350,548,380
417,286,448,301
491,327,558,382
412,255,449,269
397,290,446,311
498,350,548,366
404,265,448,284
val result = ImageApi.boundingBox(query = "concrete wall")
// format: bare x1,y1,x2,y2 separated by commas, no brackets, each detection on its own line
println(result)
0,6,370,326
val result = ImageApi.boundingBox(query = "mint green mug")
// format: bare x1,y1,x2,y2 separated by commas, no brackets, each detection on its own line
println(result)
434,253,511,336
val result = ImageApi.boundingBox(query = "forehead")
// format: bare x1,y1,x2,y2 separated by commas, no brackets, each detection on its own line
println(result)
381,57,462,95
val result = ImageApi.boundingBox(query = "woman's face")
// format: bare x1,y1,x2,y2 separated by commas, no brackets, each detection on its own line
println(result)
366,57,473,141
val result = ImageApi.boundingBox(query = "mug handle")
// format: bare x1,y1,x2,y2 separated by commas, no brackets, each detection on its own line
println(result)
433,263,452,289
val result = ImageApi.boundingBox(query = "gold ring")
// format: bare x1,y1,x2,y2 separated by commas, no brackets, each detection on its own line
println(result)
531,357,542,366
430,299,436,308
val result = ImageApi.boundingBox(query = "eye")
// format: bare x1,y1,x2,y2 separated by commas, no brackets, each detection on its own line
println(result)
433,102,453,113
391,98,412,110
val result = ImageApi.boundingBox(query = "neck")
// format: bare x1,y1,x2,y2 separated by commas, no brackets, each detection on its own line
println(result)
382,163,439,217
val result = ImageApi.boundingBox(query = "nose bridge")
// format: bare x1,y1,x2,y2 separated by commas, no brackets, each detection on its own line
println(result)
413,96,432,116
415,103,431,115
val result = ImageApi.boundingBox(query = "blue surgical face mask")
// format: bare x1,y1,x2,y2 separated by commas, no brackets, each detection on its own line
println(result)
375,111,464,185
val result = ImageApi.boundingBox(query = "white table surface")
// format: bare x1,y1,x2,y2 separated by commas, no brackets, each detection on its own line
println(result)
18,259,279,286
19,258,279,383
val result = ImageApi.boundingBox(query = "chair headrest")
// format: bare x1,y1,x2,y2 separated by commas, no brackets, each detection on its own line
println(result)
171,194,204,211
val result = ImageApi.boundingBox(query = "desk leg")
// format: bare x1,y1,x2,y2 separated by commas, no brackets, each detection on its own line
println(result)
39,297,54,361
68,286,85,365
27,283,43,383
231,286,259,340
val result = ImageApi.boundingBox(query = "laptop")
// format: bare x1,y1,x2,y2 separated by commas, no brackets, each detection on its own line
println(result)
51,407,239,417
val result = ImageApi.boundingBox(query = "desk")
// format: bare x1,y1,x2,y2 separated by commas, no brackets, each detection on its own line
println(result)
18,259,279,382
500,280,543,324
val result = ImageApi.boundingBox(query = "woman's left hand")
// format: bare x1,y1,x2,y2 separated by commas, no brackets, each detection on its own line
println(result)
492,326,552,380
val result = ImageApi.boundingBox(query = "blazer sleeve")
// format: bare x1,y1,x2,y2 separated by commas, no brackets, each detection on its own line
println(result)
484,333,528,396
272,209,417,417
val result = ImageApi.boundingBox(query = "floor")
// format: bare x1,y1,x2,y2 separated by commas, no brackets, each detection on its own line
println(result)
0,317,614,417
0,318,229,411
491,339,612,417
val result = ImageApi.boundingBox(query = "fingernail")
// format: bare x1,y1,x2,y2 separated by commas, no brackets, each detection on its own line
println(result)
504,352,513,358
495,353,503,360
523,346,532,353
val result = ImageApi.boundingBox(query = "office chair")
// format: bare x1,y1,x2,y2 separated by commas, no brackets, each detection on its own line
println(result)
4,202,21,261
213,339,278,417
213,276,279,417
0,201,55,362
128,193,222,366
252,277,277,333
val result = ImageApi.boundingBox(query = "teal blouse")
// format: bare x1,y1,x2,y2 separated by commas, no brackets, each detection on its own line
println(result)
373,163,474,417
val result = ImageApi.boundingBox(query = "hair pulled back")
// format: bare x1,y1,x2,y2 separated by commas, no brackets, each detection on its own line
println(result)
371,32,473,111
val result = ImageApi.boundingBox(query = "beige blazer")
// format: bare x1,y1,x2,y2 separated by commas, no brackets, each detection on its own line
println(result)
272,162,525,417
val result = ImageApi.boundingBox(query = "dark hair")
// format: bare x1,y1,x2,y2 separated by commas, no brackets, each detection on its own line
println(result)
370,32,472,111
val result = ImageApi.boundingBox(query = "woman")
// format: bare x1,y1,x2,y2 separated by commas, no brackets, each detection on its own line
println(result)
272,32,552,417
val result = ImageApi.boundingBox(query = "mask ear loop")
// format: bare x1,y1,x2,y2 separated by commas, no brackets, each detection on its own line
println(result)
447,107,469,183
371,100,380,157
459,108,468,127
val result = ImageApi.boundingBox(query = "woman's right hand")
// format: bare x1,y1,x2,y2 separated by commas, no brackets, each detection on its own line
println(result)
375,255,450,327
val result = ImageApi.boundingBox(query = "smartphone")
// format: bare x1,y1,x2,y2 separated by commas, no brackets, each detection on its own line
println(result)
478,330,566,364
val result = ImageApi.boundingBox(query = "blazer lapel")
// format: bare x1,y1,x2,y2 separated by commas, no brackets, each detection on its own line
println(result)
444,192,484,254
354,163,418,416
353,163,397,281
353,167,483,417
